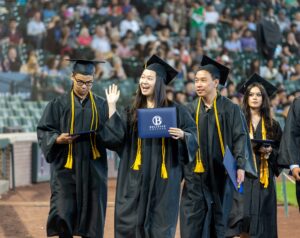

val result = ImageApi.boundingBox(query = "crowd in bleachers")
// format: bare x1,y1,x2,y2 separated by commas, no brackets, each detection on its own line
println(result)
0,0,299,132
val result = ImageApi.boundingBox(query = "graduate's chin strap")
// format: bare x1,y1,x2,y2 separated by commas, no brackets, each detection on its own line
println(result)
194,96,225,173
132,137,168,179
250,117,269,188
64,90,101,169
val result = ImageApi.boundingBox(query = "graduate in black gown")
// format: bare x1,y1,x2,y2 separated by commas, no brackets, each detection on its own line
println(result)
278,98,300,211
104,54,198,238
37,59,118,238
180,55,254,238
237,73,282,238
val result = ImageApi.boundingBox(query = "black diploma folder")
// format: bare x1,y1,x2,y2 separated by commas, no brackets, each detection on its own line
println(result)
137,107,177,138
69,130,96,136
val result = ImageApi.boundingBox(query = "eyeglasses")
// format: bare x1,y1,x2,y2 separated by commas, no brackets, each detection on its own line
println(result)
74,77,94,87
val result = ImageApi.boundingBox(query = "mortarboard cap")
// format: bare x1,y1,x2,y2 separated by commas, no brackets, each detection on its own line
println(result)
145,54,178,84
67,59,105,75
200,55,230,85
238,73,277,96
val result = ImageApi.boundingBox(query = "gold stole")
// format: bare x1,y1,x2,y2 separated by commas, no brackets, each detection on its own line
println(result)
194,96,225,173
249,118,269,188
64,90,101,169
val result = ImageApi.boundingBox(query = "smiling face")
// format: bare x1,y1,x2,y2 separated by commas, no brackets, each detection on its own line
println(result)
139,69,157,98
194,70,218,98
248,86,263,110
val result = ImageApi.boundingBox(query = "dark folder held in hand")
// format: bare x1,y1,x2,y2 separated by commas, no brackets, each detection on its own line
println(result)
223,145,243,192
137,107,177,138
69,130,96,137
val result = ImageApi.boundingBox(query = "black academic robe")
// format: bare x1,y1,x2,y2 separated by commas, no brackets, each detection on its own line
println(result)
240,119,282,238
105,102,198,238
37,91,119,238
278,98,300,211
180,95,249,238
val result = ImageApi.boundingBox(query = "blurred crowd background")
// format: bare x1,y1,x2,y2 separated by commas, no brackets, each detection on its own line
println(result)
0,0,299,132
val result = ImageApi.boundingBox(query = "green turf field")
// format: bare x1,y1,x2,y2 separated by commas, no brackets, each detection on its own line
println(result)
276,178,298,207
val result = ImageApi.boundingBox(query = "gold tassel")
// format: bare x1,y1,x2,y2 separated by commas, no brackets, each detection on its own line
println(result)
259,117,269,188
132,138,142,170
194,98,205,173
194,151,205,173
64,91,75,169
161,138,168,179
90,91,101,160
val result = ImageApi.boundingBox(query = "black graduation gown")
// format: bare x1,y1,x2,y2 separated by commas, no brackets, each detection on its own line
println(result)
241,119,282,238
180,95,248,238
37,91,120,238
278,98,300,211
105,102,198,238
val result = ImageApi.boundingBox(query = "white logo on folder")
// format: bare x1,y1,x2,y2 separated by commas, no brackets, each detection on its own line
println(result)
152,116,162,126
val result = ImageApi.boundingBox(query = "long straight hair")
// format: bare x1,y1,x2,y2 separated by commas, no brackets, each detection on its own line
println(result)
130,73,169,127
242,82,274,137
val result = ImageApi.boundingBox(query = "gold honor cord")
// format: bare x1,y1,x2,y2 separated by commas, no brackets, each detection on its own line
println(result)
64,91,100,169
250,117,268,188
194,96,225,173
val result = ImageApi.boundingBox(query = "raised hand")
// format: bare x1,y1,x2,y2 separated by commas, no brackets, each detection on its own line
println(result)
105,84,120,105
105,84,120,118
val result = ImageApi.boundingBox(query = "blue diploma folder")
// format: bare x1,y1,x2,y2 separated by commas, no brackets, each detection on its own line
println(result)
137,107,177,138
223,145,243,192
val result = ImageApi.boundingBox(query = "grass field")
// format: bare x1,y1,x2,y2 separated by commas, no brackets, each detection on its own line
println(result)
276,176,298,207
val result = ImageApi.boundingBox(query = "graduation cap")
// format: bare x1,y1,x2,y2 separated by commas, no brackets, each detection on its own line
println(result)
200,55,230,85
238,73,277,96
67,59,105,75
145,54,178,84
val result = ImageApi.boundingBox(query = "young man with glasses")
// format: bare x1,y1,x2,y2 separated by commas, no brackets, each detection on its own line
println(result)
37,59,120,238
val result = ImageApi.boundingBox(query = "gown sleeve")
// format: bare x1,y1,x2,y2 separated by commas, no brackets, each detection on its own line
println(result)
279,98,300,167
37,99,65,163
177,104,198,164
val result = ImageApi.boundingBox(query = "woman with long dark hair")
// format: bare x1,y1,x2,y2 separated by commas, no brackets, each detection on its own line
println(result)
104,55,198,238
238,73,282,238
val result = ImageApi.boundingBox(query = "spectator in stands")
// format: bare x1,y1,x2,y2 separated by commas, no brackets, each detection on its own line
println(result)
116,36,132,58
58,54,72,76
138,25,157,46
42,2,57,22
108,0,123,16
76,0,91,21
59,24,77,55
6,18,23,45
109,44,127,80
20,51,41,76
42,56,62,77
293,12,300,32
290,23,300,44
204,3,219,25
184,79,196,102
282,31,300,57
260,59,279,81
26,11,46,49
276,61,292,82
204,27,223,52
189,3,205,40
156,12,172,32
291,63,300,81
224,31,242,53
240,29,257,52
219,7,233,26
122,0,133,15
91,25,111,54
172,0,188,33
247,59,261,77
2,46,22,72
276,9,291,33
76,26,92,47
175,90,187,104
119,10,140,37
246,13,257,32
143,7,160,30
45,16,61,55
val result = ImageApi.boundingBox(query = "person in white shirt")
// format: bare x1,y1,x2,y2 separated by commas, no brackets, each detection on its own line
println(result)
91,25,111,54
138,25,157,46
119,10,140,37
27,11,46,49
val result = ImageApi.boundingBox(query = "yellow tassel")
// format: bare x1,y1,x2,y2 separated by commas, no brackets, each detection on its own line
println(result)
90,92,101,160
194,152,205,173
161,162,168,179
132,138,142,170
161,138,168,179
65,91,75,169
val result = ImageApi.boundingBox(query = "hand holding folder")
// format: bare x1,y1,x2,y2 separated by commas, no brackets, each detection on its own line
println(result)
223,146,243,193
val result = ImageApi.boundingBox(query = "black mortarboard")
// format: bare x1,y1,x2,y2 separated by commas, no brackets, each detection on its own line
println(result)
200,55,230,85
238,73,277,96
145,54,178,84
68,59,105,75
